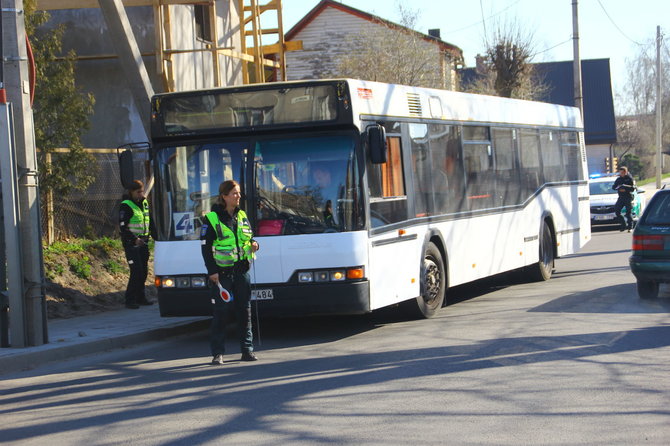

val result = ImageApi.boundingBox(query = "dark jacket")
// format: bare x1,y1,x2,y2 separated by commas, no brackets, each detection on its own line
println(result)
612,174,635,200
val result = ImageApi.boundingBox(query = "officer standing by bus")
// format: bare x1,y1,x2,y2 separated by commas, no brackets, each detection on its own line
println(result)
201,180,260,365
119,180,154,309
612,166,636,232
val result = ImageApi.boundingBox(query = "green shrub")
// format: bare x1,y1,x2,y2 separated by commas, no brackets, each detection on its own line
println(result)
103,259,124,275
45,263,64,281
69,256,92,279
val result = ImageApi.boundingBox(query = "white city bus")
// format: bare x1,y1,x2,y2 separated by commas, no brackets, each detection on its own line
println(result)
145,79,591,318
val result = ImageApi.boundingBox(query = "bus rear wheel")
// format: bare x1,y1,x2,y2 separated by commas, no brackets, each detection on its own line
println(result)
402,242,445,319
527,221,554,281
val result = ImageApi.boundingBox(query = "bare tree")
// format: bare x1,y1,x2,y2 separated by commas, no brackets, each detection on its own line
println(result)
615,38,670,179
334,5,456,89
463,20,547,100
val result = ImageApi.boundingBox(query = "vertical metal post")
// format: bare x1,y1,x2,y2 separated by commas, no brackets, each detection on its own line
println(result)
656,25,663,189
0,103,27,347
572,0,584,117
0,104,23,348
2,0,46,347
45,152,54,244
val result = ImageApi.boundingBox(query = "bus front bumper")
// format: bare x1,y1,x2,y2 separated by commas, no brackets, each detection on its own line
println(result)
157,280,370,317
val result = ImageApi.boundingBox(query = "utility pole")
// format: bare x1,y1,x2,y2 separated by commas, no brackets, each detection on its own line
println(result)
572,0,584,117
656,25,663,189
1,0,46,347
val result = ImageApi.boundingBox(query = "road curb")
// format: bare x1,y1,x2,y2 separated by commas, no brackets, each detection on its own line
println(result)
0,319,209,376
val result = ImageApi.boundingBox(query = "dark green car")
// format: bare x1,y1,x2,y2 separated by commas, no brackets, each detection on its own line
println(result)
629,188,670,299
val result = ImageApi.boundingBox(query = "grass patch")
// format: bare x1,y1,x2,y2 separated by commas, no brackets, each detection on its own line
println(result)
69,256,92,280
103,259,125,275
638,172,670,186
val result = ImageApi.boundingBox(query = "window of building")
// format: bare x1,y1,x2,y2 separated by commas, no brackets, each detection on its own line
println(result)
195,5,213,43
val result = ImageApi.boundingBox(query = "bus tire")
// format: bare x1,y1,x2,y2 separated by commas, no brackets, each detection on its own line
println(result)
528,221,554,282
402,242,445,319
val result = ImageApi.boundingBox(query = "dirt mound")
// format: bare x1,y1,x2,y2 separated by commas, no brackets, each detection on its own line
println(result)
43,238,156,319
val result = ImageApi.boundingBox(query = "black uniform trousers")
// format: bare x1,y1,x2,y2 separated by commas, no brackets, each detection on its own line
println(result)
210,270,254,356
614,196,633,230
124,244,150,305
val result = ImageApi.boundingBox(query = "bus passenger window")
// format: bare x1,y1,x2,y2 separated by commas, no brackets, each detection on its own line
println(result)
462,126,494,210
369,136,407,227
518,129,543,201
561,132,583,181
541,130,565,182
382,137,405,197
492,128,521,206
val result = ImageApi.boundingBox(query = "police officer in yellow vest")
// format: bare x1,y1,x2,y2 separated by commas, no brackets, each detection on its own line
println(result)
119,180,155,309
201,180,260,364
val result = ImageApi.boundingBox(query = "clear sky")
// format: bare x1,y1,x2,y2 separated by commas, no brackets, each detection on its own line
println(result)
279,0,668,112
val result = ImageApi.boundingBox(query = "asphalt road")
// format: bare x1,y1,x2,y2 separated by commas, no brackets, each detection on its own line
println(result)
1,228,669,445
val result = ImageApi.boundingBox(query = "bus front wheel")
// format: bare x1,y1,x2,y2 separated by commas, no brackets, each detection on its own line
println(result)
402,242,445,319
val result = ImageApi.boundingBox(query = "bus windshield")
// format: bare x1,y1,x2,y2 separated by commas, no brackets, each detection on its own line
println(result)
154,141,249,240
254,134,364,235
153,134,364,240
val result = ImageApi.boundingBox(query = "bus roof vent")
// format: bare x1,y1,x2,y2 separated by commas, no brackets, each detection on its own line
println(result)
406,93,422,116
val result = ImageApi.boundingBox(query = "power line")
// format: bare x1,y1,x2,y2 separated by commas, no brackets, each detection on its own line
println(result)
532,37,572,57
446,0,523,34
595,0,644,46
480,0,488,46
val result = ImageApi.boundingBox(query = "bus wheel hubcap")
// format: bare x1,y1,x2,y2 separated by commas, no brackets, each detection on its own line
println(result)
424,259,440,303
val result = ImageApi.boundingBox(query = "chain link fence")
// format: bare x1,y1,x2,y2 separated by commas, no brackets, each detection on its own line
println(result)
41,149,149,242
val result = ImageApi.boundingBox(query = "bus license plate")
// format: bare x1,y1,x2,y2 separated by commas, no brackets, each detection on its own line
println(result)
251,288,274,300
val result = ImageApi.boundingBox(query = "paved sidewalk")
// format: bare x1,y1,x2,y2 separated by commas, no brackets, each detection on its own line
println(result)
0,305,209,375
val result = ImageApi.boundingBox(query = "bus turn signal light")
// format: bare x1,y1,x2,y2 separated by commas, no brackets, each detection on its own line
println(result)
347,268,364,279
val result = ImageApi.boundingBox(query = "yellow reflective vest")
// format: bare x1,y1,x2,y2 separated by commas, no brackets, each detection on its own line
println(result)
122,199,150,237
205,209,254,268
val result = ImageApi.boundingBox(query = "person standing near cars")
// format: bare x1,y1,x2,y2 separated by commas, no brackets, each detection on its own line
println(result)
201,180,260,365
119,180,154,309
612,166,636,232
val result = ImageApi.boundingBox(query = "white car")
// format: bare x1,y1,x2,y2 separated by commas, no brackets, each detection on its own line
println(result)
589,174,646,226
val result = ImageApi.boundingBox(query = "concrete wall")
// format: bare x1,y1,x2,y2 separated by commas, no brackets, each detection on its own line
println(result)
43,1,243,149
586,143,612,175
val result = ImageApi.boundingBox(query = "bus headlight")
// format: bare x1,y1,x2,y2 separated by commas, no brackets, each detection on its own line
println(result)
176,277,191,288
191,277,207,288
298,272,314,283
162,277,175,288
330,270,346,281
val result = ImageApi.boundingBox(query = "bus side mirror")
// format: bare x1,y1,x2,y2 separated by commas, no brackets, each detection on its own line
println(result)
118,149,135,190
367,124,387,164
